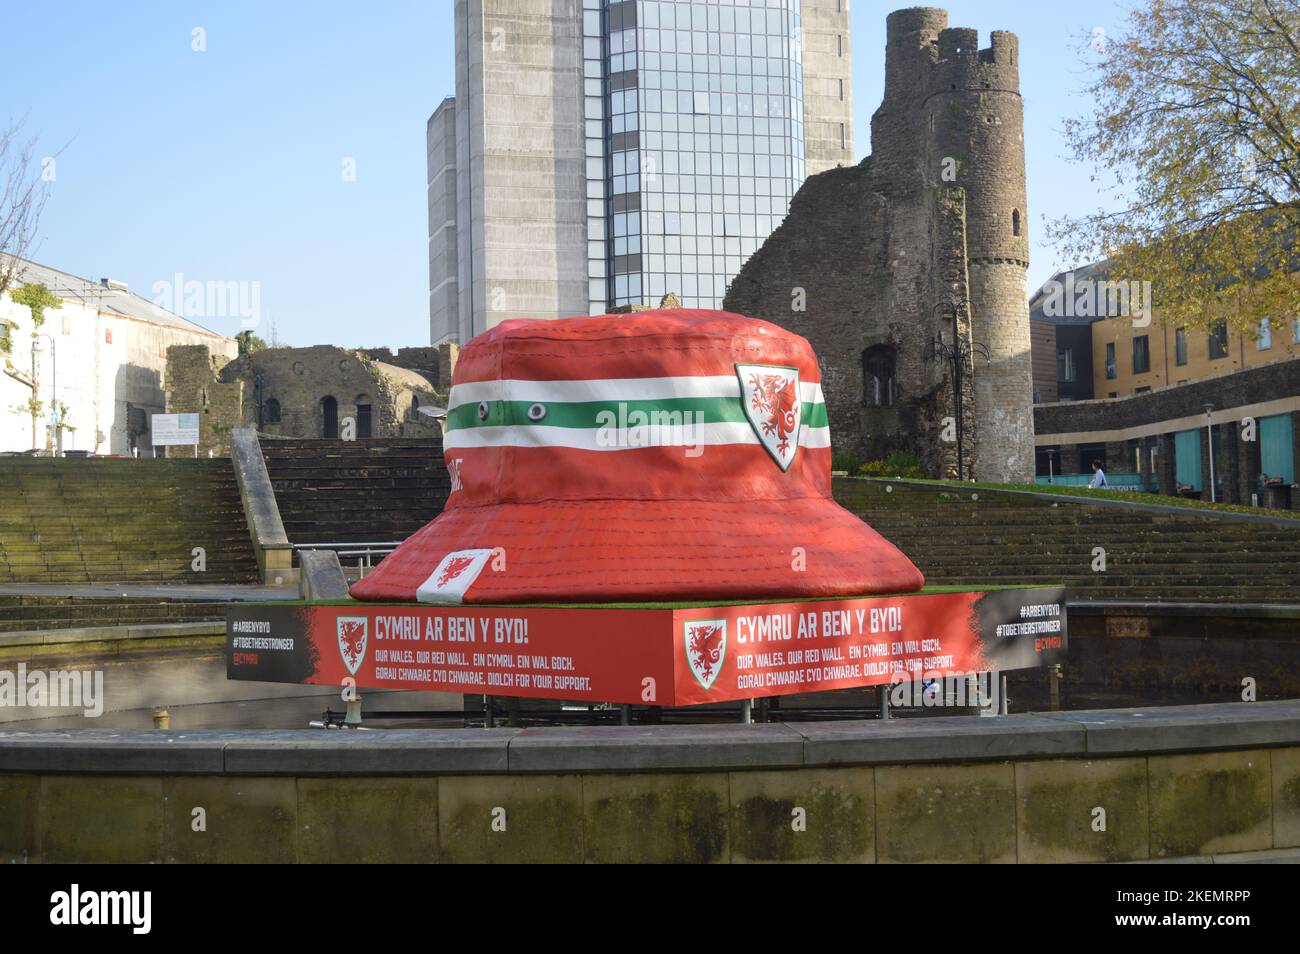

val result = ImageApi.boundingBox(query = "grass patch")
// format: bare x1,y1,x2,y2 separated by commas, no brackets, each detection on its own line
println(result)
241,583,1048,611
838,476,1300,521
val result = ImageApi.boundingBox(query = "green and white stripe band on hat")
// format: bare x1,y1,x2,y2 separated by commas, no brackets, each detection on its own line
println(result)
443,375,830,452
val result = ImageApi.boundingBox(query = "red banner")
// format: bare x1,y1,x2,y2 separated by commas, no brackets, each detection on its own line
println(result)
226,587,1066,707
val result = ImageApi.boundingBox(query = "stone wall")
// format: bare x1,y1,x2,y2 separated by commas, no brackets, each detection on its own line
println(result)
359,345,449,391
2,702,1299,862
166,345,445,449
726,163,899,462
163,345,246,457
723,7,1034,482
218,346,442,441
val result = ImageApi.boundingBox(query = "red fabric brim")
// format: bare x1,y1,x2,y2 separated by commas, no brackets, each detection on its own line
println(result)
349,498,924,604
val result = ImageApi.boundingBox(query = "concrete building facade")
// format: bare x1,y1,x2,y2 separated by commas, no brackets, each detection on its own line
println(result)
724,7,1034,483
429,0,853,344
1034,357,1300,509
1029,264,1300,405
427,98,461,347
800,0,853,175
0,255,237,457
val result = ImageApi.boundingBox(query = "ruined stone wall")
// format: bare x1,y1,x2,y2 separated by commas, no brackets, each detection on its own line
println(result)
166,344,445,447
359,346,445,390
724,163,886,462
930,188,978,479
163,345,248,457
723,6,1034,482
217,346,441,440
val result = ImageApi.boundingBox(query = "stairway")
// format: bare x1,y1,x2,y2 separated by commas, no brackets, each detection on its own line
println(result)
0,458,259,584
0,595,229,633
834,479,1300,603
259,438,449,563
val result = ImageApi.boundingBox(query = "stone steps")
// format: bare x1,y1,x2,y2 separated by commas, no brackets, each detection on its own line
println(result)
0,458,259,584
0,597,228,633
833,478,1300,603
260,437,450,559
871,530,1300,546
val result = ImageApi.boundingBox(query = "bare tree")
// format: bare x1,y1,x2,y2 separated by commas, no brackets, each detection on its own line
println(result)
1,117,53,448
0,117,49,300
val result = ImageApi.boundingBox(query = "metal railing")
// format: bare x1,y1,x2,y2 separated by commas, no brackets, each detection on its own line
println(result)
292,541,404,575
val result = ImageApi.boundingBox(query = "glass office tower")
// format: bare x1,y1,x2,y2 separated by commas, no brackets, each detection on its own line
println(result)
429,0,850,344
583,0,806,311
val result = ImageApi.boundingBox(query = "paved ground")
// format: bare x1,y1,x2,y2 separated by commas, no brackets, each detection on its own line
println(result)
0,583,298,601
0,652,463,729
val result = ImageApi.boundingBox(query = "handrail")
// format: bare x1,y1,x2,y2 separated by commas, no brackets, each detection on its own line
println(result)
291,540,403,576
292,541,404,549
230,428,293,583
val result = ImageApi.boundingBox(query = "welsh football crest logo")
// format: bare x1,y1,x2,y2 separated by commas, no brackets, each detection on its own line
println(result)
684,619,727,690
736,364,801,471
337,615,369,675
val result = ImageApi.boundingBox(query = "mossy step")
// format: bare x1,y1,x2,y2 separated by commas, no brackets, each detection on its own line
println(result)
882,548,1300,563
0,603,226,615
0,573,256,585
920,579,1297,596
928,569,1289,583
867,527,1300,545
0,613,225,633
0,548,254,561
0,597,231,609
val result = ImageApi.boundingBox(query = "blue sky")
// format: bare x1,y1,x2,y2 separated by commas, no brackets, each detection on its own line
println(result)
5,1,1130,348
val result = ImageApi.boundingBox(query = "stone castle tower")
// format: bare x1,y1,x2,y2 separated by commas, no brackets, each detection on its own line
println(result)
725,7,1034,483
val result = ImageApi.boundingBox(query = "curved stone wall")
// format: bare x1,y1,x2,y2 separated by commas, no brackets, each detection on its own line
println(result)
2,701,1299,862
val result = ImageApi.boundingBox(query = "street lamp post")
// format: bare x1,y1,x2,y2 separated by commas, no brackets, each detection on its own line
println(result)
927,299,988,481
1203,402,1216,503
34,333,58,455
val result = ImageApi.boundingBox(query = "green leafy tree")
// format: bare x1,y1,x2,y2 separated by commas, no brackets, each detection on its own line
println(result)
236,329,268,355
1052,0,1300,333
4,283,62,446
10,282,60,329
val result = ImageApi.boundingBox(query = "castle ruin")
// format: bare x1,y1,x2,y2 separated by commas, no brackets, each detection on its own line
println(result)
724,7,1034,482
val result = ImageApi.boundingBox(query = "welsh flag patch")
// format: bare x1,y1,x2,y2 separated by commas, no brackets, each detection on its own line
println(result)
416,548,494,604
736,364,802,471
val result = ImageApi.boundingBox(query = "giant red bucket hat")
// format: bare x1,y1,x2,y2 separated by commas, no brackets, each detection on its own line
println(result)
349,310,924,604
